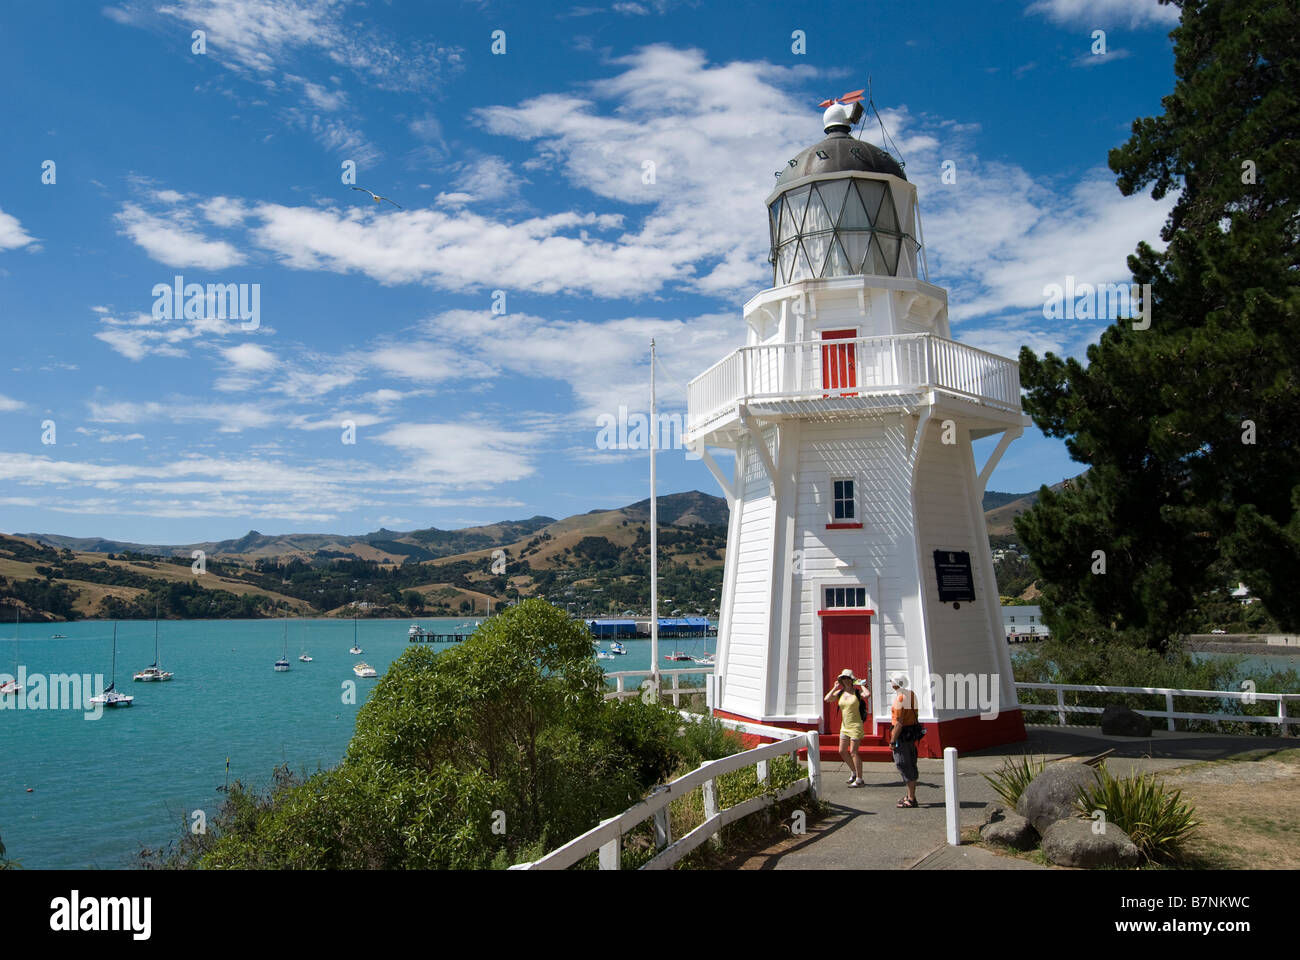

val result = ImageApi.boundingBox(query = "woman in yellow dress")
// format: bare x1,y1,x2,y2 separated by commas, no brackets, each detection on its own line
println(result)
824,668,868,787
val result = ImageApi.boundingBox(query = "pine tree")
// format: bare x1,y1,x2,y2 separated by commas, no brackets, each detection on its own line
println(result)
1017,0,1300,650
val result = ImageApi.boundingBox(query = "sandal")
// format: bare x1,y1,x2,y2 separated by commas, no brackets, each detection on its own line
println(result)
896,797,917,808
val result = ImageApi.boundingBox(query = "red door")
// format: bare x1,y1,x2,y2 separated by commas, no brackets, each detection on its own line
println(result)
821,614,871,734
821,329,858,397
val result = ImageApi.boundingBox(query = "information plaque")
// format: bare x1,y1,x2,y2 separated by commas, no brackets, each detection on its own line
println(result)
934,550,976,603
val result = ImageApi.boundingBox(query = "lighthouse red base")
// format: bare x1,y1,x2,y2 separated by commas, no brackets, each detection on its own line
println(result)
713,707,1027,761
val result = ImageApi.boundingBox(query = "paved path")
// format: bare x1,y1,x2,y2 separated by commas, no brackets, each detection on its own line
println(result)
730,724,1295,870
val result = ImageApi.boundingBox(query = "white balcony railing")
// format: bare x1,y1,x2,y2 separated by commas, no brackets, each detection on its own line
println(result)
687,333,1021,434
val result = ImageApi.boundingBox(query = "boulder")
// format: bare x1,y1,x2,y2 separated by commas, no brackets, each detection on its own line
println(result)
1101,704,1153,737
1041,817,1141,868
1016,763,1100,834
979,805,1038,851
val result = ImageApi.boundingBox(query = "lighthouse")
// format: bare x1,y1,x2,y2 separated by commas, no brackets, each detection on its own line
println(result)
686,95,1029,759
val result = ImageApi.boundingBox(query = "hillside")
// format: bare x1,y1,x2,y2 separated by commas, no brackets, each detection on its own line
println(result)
6,487,1049,621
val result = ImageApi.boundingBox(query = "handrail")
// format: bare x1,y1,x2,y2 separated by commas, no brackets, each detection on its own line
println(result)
603,666,713,707
1014,681,1297,734
686,332,1021,433
510,726,819,870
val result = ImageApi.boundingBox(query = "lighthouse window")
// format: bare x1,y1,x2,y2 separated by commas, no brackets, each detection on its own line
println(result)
832,478,856,520
825,587,867,608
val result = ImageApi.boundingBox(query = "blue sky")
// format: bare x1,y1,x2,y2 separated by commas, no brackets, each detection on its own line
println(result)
0,0,1180,543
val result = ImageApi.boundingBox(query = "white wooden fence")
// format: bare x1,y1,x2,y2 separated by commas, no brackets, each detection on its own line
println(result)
510,722,819,871
604,668,712,707
1015,681,1297,735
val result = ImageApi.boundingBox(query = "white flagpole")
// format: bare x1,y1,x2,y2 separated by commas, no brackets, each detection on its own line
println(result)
650,338,659,694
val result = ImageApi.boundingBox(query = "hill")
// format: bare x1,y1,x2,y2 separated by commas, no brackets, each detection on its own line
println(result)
5,488,1049,621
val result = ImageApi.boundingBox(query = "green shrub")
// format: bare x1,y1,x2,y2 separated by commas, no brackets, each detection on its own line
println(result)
983,754,1047,807
1074,762,1200,865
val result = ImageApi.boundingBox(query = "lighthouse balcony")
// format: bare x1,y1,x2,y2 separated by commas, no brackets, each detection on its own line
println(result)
685,332,1023,443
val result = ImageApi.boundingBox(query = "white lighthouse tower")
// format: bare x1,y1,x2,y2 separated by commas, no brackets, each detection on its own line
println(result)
686,97,1029,759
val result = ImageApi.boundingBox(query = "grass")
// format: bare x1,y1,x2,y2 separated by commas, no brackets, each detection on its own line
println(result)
983,753,1048,807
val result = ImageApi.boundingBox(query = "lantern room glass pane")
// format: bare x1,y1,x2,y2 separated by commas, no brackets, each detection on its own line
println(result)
788,241,814,282
855,180,887,224
785,185,812,235
803,191,833,235
816,180,850,228
877,235,901,274
866,235,889,275
875,191,900,233
839,186,872,230
779,197,799,244
823,237,853,277
839,231,871,273
803,232,832,277
777,241,798,283
769,198,783,245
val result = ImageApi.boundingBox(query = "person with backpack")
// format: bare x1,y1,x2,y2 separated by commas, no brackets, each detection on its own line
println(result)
824,668,869,787
888,671,921,807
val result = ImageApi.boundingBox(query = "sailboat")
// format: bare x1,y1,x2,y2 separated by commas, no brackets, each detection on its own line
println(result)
349,617,363,655
274,621,291,671
90,623,134,708
134,605,173,681
0,608,22,697
299,622,312,661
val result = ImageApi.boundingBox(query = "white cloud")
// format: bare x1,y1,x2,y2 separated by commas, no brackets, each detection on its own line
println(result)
221,342,277,370
115,202,246,269
0,206,36,251
1026,0,1179,29
375,422,539,486
0,394,26,412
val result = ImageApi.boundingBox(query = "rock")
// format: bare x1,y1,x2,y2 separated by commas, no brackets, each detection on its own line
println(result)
1016,763,1100,834
979,802,1006,827
980,806,1038,851
1101,704,1153,737
1041,817,1141,868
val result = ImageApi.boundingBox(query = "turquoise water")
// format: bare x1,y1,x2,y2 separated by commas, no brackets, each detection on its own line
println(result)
0,618,714,870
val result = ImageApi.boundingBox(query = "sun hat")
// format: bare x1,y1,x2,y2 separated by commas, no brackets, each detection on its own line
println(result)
837,668,856,680
888,671,909,689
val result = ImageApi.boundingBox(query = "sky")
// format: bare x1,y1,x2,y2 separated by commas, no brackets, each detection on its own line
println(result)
0,0,1182,543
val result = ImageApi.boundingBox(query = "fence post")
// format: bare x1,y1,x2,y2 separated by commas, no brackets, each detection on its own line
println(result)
805,730,822,801
1281,697,1291,738
944,747,960,847
651,785,672,852
598,816,621,870
1165,691,1175,732
702,763,721,849
756,759,769,785
1056,686,1066,726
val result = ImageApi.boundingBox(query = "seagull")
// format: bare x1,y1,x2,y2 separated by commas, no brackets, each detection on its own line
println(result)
351,186,402,209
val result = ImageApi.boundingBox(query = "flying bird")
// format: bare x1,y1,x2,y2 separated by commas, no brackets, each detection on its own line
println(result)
351,186,402,209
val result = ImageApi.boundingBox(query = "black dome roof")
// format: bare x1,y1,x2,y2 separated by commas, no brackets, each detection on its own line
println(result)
774,131,906,186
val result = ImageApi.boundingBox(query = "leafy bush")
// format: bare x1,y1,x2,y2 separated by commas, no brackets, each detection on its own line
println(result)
150,599,744,870
1074,762,1199,865
983,754,1047,807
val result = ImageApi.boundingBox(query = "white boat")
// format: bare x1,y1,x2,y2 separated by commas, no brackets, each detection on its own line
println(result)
408,623,421,639
89,623,134,708
596,650,616,660
610,641,627,655
299,652,313,662
353,661,377,678
692,653,715,665
349,617,363,655
0,608,21,697
134,607,173,681
274,621,291,671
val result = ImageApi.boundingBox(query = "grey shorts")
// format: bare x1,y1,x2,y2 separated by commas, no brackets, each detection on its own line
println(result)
891,740,919,782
